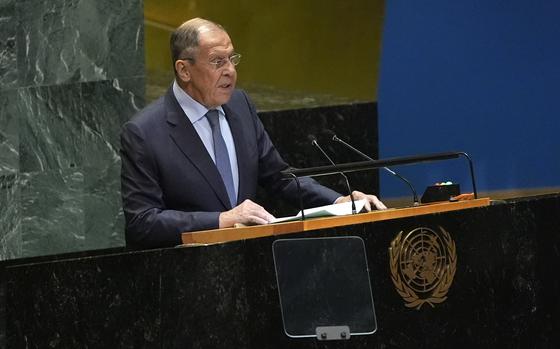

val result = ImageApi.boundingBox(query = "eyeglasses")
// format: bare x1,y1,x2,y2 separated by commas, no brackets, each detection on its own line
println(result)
209,53,242,69
181,53,242,70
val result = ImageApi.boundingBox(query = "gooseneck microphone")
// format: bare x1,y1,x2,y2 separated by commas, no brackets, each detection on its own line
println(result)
309,135,357,214
332,134,420,206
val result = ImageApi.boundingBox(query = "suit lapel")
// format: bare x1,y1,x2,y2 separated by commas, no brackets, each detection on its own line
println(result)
223,104,250,204
164,90,231,210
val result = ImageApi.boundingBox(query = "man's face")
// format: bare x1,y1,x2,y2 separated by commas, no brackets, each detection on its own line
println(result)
180,29,237,109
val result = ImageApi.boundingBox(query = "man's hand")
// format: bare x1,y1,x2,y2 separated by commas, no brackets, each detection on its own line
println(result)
335,190,387,211
219,199,276,228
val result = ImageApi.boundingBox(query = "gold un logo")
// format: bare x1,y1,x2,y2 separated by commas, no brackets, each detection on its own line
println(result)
389,227,457,309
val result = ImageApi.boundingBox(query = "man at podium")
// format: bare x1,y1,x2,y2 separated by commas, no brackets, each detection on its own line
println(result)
120,18,386,248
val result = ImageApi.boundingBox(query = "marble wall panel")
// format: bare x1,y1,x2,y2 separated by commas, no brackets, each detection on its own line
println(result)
534,197,560,346
18,84,83,172
159,245,253,347
0,0,145,260
16,0,82,86
83,162,124,250
16,0,143,87
0,0,17,89
0,89,18,174
6,250,162,347
78,0,144,81
261,102,379,189
20,169,85,258
81,77,144,249
2,78,146,258
0,174,21,260
258,103,379,216
0,273,5,349
80,78,144,169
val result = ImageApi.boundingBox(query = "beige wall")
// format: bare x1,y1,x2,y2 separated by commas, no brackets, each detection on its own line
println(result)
144,0,385,108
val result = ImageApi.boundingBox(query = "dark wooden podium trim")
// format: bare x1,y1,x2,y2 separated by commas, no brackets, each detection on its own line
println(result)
181,198,491,245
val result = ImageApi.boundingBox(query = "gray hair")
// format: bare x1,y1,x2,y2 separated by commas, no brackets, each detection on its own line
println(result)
170,18,224,69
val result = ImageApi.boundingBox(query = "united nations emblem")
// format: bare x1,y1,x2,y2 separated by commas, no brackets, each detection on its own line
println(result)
389,226,457,309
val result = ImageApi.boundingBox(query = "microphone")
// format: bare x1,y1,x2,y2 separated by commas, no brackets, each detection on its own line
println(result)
332,134,420,206
308,135,357,214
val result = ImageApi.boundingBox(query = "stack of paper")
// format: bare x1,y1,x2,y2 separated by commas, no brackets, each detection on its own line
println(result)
270,199,367,223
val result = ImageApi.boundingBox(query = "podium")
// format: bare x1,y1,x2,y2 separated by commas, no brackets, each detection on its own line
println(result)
4,194,560,348
181,198,490,245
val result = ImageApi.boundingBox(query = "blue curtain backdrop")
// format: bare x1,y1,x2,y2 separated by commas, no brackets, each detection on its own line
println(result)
378,1,560,198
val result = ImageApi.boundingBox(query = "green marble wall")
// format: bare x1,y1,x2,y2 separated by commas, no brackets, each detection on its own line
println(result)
0,0,145,260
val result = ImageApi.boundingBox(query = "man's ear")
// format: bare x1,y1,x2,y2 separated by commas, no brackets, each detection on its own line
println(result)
175,60,191,82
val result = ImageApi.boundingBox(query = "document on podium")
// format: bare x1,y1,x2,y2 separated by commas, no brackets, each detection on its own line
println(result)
270,199,367,224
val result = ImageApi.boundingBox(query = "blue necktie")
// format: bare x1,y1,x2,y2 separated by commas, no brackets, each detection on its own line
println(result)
206,110,236,208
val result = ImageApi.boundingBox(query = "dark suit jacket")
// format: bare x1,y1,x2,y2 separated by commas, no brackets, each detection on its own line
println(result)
120,88,341,248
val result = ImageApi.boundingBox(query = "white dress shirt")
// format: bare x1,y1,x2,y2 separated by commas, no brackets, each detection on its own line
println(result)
172,81,239,199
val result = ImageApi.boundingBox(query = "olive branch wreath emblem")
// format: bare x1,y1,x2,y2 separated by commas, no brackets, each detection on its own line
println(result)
389,227,457,309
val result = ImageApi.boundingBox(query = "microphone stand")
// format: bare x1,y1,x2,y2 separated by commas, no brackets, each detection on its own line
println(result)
311,138,357,214
332,135,420,206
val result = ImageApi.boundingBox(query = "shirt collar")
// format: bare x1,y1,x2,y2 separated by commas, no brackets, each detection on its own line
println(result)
172,80,225,124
